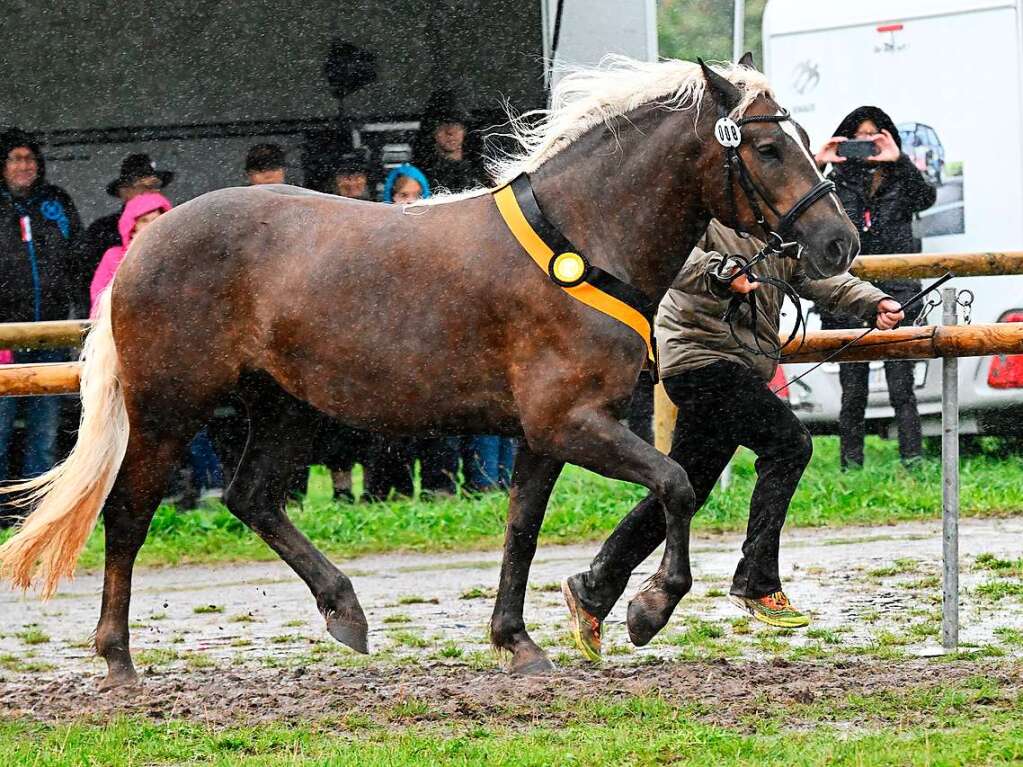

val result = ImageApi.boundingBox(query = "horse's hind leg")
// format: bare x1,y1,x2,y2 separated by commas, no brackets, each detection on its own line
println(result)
223,383,368,653
96,428,190,689
490,447,563,674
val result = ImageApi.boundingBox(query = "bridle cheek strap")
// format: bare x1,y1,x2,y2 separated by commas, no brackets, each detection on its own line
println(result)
726,107,837,244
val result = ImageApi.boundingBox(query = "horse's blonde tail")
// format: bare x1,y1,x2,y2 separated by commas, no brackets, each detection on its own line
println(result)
0,288,129,597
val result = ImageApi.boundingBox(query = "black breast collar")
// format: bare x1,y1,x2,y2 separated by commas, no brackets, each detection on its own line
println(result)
494,173,658,377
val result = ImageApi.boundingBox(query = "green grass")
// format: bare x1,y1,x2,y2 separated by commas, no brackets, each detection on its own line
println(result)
3,437,1023,572
16,626,50,645
3,680,1022,767
193,604,225,614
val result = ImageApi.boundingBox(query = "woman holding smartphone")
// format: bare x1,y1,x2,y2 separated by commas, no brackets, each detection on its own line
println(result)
814,106,938,470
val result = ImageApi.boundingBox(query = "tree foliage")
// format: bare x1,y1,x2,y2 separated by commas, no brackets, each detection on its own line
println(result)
657,0,767,66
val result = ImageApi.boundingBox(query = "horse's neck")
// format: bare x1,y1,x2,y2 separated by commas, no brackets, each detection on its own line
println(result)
529,110,710,302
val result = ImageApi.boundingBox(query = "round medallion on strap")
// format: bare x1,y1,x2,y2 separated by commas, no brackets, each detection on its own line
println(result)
549,251,588,287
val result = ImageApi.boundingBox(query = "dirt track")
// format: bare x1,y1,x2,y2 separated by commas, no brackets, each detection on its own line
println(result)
1,517,1022,724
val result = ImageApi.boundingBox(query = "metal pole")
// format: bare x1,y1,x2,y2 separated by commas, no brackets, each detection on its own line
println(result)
732,0,746,61
720,0,744,493
941,287,959,652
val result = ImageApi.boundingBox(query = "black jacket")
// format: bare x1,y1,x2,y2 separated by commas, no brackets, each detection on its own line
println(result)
0,182,82,323
820,106,936,327
830,154,937,259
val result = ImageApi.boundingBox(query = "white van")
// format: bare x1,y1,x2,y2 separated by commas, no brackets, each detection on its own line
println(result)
763,0,1023,436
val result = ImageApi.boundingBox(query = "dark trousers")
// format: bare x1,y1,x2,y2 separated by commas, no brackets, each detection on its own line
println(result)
579,362,812,616
838,360,922,468
627,370,655,445
364,435,415,500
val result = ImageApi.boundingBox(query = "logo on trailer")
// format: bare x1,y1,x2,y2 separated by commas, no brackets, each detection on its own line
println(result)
875,23,907,54
791,60,820,95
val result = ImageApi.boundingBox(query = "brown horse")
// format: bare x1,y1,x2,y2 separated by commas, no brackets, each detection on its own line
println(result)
0,57,857,688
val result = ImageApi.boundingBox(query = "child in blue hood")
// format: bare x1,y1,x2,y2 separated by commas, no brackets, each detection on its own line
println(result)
382,164,431,203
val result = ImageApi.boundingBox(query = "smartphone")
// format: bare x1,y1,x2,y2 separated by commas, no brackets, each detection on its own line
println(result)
836,139,880,160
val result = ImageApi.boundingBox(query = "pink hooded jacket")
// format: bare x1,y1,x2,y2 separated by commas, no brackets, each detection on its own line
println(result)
89,192,173,316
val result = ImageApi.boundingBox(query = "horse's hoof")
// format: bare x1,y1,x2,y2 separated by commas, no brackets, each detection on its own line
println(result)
98,666,140,691
326,611,370,654
627,583,682,647
510,652,556,676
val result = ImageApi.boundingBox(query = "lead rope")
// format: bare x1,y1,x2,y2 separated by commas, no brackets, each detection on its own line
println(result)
772,272,955,395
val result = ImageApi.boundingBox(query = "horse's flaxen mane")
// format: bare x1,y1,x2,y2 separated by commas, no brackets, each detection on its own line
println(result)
486,56,774,184
412,56,773,207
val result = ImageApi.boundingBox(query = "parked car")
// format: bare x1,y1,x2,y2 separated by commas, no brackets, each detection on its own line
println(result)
898,121,945,185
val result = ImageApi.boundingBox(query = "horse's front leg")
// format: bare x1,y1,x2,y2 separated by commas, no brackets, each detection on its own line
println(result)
538,407,696,647
490,447,564,674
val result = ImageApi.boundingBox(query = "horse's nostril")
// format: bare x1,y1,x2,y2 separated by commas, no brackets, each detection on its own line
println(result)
827,237,847,265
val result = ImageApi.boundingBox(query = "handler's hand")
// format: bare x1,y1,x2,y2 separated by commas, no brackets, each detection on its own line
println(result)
875,298,905,330
729,273,760,294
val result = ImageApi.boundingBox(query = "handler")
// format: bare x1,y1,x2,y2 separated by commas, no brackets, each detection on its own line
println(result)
563,219,904,657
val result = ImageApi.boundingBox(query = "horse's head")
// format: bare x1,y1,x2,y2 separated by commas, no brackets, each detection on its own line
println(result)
696,57,859,279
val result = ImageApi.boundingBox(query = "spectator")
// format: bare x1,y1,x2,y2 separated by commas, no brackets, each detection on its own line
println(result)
245,143,287,185
564,220,901,638
815,106,937,469
413,93,506,492
282,149,376,502
0,128,82,519
412,89,486,194
332,152,371,200
89,192,172,313
382,163,430,204
353,164,436,500
77,153,173,317
90,192,224,504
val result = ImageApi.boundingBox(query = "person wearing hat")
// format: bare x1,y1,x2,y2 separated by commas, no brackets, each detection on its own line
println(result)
814,106,936,469
0,128,83,518
76,153,173,317
245,143,288,186
332,151,371,199
412,89,487,195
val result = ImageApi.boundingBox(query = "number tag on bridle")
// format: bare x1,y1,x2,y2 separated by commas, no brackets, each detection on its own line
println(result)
714,117,742,147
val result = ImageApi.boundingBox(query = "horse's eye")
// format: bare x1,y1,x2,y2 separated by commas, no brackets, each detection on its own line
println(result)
756,144,780,160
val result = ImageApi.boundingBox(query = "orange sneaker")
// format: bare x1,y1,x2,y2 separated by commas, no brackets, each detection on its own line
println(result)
562,577,602,661
729,590,810,628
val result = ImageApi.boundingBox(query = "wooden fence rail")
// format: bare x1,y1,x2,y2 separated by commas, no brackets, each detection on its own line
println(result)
4,323,1022,400
779,322,1023,363
0,363,81,396
0,320,90,349
850,251,1023,279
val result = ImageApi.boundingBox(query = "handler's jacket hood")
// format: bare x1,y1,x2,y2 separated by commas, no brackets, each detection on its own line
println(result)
656,220,888,382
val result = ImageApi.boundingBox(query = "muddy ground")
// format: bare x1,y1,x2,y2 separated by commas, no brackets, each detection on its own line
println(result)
1,517,1022,725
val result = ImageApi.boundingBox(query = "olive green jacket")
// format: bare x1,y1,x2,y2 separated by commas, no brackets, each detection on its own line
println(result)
656,220,888,381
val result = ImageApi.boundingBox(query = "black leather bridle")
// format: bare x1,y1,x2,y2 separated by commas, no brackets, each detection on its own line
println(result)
720,106,837,257
715,105,838,359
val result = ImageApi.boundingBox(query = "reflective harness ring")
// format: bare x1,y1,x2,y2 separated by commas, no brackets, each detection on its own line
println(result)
493,178,657,368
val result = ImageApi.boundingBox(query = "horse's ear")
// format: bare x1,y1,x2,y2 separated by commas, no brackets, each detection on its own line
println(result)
698,58,741,112
738,51,757,70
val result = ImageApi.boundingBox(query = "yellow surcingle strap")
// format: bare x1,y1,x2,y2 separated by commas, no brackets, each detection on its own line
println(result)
493,181,656,366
